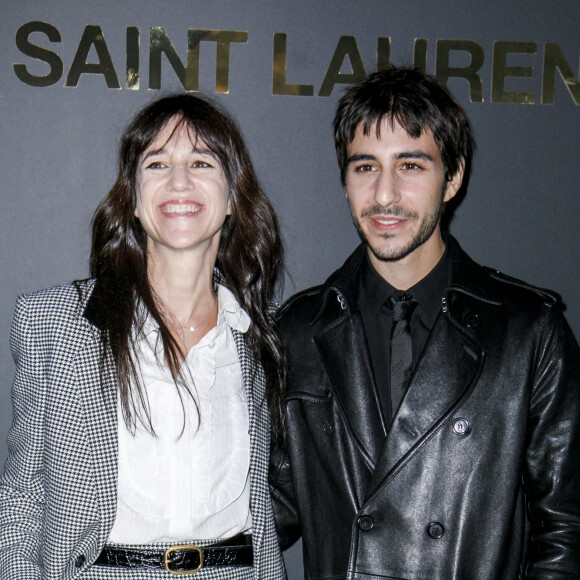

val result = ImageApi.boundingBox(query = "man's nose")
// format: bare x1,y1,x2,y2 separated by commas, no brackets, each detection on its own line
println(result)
373,170,400,207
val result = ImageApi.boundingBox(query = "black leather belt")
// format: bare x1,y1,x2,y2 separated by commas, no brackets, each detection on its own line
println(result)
94,533,253,575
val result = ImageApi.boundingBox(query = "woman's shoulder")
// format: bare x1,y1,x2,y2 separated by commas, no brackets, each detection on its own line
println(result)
15,279,96,318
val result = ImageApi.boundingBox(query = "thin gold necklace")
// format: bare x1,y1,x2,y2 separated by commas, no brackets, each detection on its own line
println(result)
176,301,217,333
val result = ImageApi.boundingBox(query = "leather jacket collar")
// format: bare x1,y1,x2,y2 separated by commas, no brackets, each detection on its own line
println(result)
313,234,501,326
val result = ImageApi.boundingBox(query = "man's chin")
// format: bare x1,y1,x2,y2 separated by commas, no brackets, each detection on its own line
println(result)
367,241,412,263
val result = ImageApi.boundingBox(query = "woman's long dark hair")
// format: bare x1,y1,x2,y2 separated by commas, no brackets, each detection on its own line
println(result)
90,93,284,436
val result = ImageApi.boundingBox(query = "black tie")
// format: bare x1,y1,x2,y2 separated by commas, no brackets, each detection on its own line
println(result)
389,295,417,418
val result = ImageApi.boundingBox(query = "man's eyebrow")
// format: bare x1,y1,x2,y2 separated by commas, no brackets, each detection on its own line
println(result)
346,151,435,165
395,151,434,161
346,153,376,164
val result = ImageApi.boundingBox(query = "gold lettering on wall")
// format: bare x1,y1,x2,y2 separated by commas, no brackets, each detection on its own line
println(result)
542,43,580,105
149,27,200,91
378,38,428,73
436,40,485,102
149,28,247,92
65,25,120,88
14,21,62,87
272,33,314,96
377,37,390,71
126,27,139,90
492,41,537,104
413,39,428,73
199,30,248,93
318,36,365,97
11,22,579,105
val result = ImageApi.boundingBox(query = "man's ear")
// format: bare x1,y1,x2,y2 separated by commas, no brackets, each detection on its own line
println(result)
443,160,465,203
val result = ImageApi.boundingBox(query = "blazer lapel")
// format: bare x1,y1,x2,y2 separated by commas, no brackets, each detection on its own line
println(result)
316,312,387,471
232,329,268,569
75,288,118,540
366,312,484,500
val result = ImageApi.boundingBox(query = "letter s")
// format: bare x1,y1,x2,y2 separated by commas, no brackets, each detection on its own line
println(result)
14,21,63,87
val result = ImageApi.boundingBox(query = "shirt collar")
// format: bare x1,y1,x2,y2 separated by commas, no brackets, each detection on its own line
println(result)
408,247,449,331
217,284,251,333
360,244,450,331
360,256,394,316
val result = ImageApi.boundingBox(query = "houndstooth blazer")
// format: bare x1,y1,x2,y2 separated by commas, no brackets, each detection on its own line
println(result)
0,279,286,579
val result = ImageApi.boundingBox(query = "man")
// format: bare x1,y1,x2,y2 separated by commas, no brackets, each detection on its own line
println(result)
270,67,580,578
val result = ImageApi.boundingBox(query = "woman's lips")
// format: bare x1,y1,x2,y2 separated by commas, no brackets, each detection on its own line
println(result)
159,200,202,216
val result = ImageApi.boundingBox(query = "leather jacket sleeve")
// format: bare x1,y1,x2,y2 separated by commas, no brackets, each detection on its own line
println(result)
270,437,302,551
523,302,580,577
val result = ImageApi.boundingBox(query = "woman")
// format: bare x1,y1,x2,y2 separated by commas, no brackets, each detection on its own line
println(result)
0,94,286,579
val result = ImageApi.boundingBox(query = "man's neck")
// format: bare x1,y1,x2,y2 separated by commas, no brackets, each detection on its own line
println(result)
369,232,446,291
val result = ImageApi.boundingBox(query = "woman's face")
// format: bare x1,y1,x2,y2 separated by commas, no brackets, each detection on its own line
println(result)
134,117,231,260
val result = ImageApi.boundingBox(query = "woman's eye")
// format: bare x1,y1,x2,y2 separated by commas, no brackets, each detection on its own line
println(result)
145,161,166,169
192,160,212,168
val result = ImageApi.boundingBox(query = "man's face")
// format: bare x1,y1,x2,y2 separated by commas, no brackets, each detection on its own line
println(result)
345,119,462,268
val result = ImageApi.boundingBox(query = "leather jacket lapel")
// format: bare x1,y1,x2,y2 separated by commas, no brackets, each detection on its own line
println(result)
316,311,387,470
366,310,484,500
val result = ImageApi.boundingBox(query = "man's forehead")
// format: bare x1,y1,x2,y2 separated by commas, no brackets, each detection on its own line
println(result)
346,118,443,165
354,117,434,143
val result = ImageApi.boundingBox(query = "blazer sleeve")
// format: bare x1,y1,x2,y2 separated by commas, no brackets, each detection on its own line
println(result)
0,295,45,578
523,301,580,578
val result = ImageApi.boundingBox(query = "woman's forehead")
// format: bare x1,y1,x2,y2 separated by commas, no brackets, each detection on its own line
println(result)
148,117,201,150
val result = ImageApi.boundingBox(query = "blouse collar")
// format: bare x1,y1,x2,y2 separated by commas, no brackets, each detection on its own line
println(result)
140,284,251,338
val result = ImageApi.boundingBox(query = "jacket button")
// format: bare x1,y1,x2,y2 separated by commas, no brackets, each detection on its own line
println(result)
427,522,445,539
464,313,480,328
74,555,86,568
452,418,470,435
358,515,374,531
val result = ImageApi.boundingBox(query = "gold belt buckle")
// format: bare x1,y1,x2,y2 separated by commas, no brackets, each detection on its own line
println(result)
164,544,203,576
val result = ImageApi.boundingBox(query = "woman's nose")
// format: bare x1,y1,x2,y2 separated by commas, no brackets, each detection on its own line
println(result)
168,163,192,191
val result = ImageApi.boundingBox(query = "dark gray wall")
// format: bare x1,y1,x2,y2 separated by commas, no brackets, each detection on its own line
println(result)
1,2,578,577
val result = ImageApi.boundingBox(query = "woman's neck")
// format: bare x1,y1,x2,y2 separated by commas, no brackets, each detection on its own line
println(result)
147,246,219,350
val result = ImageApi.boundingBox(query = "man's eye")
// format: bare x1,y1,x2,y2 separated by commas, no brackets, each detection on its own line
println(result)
354,164,376,173
402,162,421,171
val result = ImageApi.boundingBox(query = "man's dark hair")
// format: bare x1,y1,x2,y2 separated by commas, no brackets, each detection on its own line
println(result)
334,67,474,186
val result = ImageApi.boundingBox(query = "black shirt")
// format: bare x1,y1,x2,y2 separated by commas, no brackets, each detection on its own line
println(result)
358,246,450,425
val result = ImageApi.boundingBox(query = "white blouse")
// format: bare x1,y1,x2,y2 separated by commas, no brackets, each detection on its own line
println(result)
108,285,253,543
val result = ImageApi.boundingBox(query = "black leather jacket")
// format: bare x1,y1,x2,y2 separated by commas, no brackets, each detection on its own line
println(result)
270,236,580,579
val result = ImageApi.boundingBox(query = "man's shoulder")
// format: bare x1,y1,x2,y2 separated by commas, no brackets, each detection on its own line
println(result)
483,267,561,309
277,244,367,329
447,235,562,313
277,284,325,329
